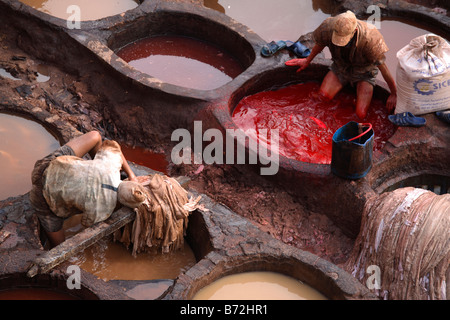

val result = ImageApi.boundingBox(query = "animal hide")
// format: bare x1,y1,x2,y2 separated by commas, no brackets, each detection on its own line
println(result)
114,174,201,256
345,187,450,300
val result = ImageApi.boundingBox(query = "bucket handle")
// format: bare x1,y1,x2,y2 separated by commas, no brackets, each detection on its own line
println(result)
348,123,372,142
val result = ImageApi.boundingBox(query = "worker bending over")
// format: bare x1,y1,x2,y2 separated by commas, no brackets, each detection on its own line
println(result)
30,131,147,248
286,10,397,119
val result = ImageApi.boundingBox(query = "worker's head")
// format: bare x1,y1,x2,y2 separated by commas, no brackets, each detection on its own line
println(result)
118,181,147,209
332,11,357,47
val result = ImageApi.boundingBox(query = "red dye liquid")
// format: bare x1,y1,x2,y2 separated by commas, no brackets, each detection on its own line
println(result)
117,36,244,90
120,145,169,175
232,82,395,164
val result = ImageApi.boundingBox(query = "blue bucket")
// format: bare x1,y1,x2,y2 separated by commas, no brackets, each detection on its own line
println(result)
331,121,374,180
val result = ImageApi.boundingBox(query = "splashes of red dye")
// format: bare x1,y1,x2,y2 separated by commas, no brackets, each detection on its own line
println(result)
310,116,327,129
232,82,395,164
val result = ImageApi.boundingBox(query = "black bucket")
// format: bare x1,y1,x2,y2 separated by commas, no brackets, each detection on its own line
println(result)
331,121,374,180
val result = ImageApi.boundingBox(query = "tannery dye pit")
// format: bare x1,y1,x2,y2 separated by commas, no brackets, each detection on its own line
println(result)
64,215,197,281
117,36,244,91
0,0,449,304
0,113,60,200
0,287,80,300
232,81,395,164
192,271,328,300
69,238,196,281
19,0,141,21
203,0,336,42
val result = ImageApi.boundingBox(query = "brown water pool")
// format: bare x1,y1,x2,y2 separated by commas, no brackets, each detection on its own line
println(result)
64,215,197,281
0,113,60,200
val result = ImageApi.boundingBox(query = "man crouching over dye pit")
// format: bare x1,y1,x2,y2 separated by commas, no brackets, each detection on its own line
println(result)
286,10,397,119
29,131,147,248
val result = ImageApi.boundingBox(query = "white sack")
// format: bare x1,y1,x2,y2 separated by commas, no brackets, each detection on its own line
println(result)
395,34,450,115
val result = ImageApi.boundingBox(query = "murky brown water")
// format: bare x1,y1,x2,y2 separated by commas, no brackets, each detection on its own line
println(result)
70,239,196,281
204,0,336,42
19,0,140,21
64,215,197,281
0,113,60,200
0,288,79,300
193,271,328,300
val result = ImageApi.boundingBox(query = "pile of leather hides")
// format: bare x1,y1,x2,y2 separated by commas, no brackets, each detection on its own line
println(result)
345,187,449,300
114,174,201,256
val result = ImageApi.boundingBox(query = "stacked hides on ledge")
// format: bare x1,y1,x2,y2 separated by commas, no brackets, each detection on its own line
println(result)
345,187,450,300
114,174,201,256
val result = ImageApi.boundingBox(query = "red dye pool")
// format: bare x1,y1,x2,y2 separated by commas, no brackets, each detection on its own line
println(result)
232,82,395,164
120,145,169,175
117,36,244,90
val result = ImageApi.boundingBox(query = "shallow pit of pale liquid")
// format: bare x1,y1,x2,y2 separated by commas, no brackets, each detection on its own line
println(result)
64,215,197,281
232,81,395,164
120,144,169,175
0,287,79,300
0,113,60,200
35,64,51,83
116,35,244,91
203,0,336,42
19,0,140,21
123,280,173,300
193,271,327,300
0,68,21,81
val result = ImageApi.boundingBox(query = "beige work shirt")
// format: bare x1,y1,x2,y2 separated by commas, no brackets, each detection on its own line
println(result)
313,18,389,75
42,148,123,227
